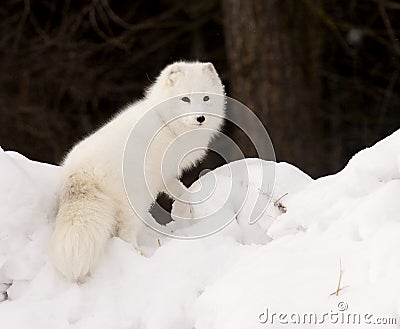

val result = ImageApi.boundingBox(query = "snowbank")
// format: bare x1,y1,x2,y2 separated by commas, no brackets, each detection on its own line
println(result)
0,129,399,329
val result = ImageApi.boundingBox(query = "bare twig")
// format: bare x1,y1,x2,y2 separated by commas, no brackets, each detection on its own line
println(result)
274,192,288,205
366,0,400,10
274,193,288,213
330,259,343,296
13,0,30,50
378,1,400,56
89,6,129,50
301,0,356,58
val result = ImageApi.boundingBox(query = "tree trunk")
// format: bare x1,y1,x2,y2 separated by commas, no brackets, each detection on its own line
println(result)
222,0,323,177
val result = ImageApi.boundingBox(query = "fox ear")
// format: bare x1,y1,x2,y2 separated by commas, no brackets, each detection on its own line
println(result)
166,65,182,86
203,62,216,74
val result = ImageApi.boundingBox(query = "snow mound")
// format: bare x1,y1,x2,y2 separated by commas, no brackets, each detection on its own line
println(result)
0,130,400,329
171,159,311,243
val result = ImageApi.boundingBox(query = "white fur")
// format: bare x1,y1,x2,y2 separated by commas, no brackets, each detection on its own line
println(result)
49,61,225,281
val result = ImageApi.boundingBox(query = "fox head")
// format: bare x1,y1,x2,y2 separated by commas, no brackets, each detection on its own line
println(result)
146,61,226,137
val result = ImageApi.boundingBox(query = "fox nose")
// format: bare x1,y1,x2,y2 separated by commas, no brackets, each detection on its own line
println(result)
197,115,205,124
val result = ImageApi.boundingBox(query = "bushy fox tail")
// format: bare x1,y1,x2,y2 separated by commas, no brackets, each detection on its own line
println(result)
50,169,117,282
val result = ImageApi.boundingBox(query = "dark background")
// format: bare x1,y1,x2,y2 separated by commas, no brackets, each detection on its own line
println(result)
1,0,399,178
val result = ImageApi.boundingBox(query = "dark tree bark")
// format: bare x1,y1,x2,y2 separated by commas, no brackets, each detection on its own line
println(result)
222,0,323,177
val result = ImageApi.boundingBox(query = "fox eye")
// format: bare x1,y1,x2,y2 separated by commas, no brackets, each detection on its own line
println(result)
181,97,191,103
203,96,210,102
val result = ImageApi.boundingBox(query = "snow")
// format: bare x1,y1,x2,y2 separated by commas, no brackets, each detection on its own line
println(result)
1,129,400,328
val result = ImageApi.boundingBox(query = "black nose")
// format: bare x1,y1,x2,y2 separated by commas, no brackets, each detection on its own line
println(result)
197,115,205,123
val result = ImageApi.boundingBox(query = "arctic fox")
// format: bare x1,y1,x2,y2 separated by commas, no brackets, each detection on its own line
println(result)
49,61,225,281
